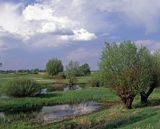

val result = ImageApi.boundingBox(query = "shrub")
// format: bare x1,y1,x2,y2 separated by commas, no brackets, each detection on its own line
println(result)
4,78,41,97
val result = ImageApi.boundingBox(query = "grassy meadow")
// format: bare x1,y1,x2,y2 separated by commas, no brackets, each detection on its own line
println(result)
0,73,160,129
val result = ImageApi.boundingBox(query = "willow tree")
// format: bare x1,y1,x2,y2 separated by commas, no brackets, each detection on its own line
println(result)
99,41,152,109
65,61,79,88
140,51,160,105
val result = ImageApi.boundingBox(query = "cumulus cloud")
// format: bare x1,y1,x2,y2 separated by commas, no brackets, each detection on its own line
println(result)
60,29,96,41
0,3,30,38
1,0,160,49
0,1,96,44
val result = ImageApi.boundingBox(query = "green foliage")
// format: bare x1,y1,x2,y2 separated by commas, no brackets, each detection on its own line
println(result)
151,51,160,85
46,58,63,77
66,60,79,78
78,63,91,76
140,51,160,104
55,72,66,79
89,72,100,87
65,61,91,77
99,41,153,108
4,78,41,97
65,61,79,85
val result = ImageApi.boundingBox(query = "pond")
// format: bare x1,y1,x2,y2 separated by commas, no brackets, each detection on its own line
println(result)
0,101,102,124
36,101,101,123
64,85,82,91
0,112,8,124
0,94,10,99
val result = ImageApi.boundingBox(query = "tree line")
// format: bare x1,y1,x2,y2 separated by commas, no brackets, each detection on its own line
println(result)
46,59,91,78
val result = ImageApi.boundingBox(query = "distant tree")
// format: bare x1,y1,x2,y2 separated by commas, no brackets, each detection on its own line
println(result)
65,61,79,88
99,41,152,109
140,51,160,105
32,68,39,74
46,58,63,77
66,61,79,77
78,63,91,76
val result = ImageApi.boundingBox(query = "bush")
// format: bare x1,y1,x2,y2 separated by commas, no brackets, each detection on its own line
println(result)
4,78,41,97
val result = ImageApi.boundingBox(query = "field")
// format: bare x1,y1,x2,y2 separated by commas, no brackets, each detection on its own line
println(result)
0,73,160,129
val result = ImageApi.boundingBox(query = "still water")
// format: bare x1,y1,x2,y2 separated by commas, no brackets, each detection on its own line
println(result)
0,101,102,124
37,101,101,123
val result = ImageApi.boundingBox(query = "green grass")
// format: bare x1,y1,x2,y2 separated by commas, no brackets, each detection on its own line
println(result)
0,73,53,85
0,73,91,95
0,73,92,91
0,87,117,112
1,88,160,129
1,73,160,129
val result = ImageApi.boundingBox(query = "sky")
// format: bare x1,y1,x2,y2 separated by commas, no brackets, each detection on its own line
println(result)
1,0,160,70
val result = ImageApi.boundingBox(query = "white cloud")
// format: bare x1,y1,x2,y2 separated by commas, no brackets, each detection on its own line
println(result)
0,3,31,38
60,29,96,41
0,1,96,44
23,4,76,34
1,0,160,49
23,4,54,21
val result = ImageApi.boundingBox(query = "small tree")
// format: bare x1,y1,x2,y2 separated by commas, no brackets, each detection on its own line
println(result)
46,58,63,77
66,60,79,77
140,51,160,105
78,63,91,76
99,41,152,109
66,61,79,88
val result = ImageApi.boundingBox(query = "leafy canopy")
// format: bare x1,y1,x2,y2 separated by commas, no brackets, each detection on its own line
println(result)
46,58,63,77
99,41,153,96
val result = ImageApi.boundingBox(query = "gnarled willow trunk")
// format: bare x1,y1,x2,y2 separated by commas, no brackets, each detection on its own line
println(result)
124,97,134,109
120,94,135,109
140,77,157,105
140,92,148,105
